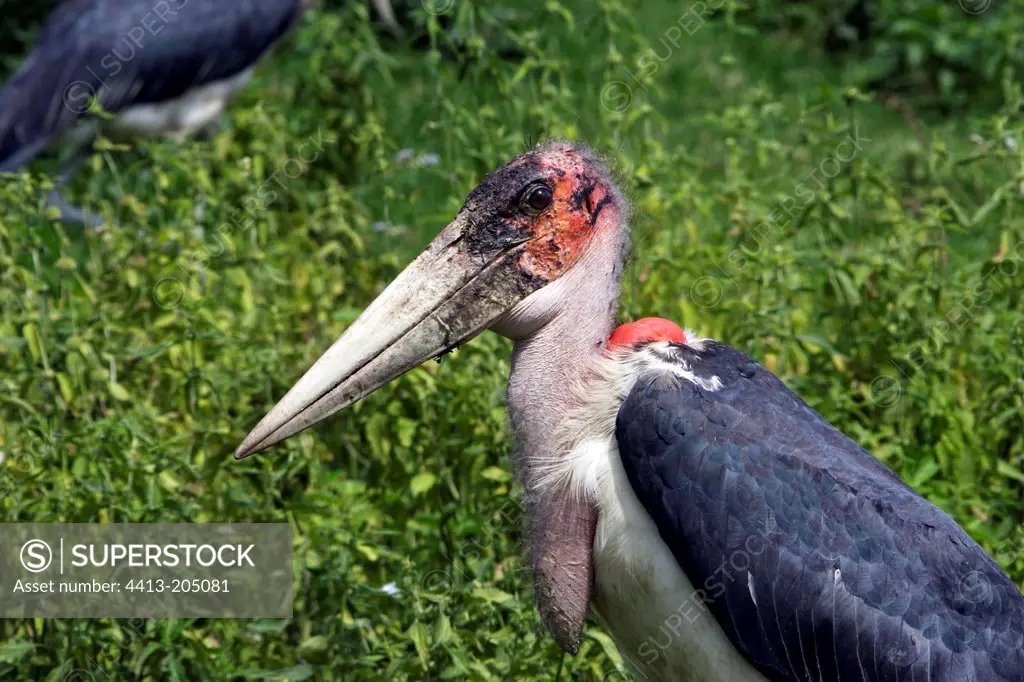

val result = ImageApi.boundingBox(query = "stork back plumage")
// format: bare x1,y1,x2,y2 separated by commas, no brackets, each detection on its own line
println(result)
610,339,1024,681
548,336,1024,681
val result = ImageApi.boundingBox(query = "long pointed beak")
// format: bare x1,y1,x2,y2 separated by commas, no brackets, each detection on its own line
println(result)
234,217,540,460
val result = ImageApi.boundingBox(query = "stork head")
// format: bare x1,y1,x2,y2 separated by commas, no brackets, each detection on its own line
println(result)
235,141,625,459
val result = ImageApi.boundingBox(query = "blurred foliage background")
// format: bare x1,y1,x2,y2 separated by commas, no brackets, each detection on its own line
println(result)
1,0,1023,679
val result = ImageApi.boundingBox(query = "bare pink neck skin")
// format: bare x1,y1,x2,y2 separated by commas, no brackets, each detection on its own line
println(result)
492,218,628,652
504,239,624,489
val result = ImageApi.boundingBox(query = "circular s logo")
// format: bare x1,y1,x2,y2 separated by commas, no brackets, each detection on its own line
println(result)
63,81,97,114
21,539,52,573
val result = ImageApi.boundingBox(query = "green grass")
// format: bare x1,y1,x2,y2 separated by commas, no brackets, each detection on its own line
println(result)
1,1,1023,679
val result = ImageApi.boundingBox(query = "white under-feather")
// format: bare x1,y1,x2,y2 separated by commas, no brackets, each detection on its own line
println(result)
538,341,768,682
64,68,253,148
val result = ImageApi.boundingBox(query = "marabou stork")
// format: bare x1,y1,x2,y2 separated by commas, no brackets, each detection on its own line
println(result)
235,142,1024,681
0,0,306,226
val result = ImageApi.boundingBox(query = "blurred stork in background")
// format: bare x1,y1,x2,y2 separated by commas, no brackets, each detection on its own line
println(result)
0,0,307,227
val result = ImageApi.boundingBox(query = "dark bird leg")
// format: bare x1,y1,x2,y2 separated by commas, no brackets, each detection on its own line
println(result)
51,143,90,193
45,142,107,229
45,190,104,228
196,119,221,143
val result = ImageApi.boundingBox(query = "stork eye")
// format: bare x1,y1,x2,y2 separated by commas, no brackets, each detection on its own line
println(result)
522,184,553,214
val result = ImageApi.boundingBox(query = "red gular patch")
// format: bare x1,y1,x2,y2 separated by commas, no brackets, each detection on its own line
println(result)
607,317,687,351
514,144,620,281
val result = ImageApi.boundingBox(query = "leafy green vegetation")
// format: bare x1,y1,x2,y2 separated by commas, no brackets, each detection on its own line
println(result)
741,0,1024,110
1,0,1022,679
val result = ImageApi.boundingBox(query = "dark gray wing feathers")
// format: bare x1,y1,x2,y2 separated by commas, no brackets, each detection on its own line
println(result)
615,340,1024,681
